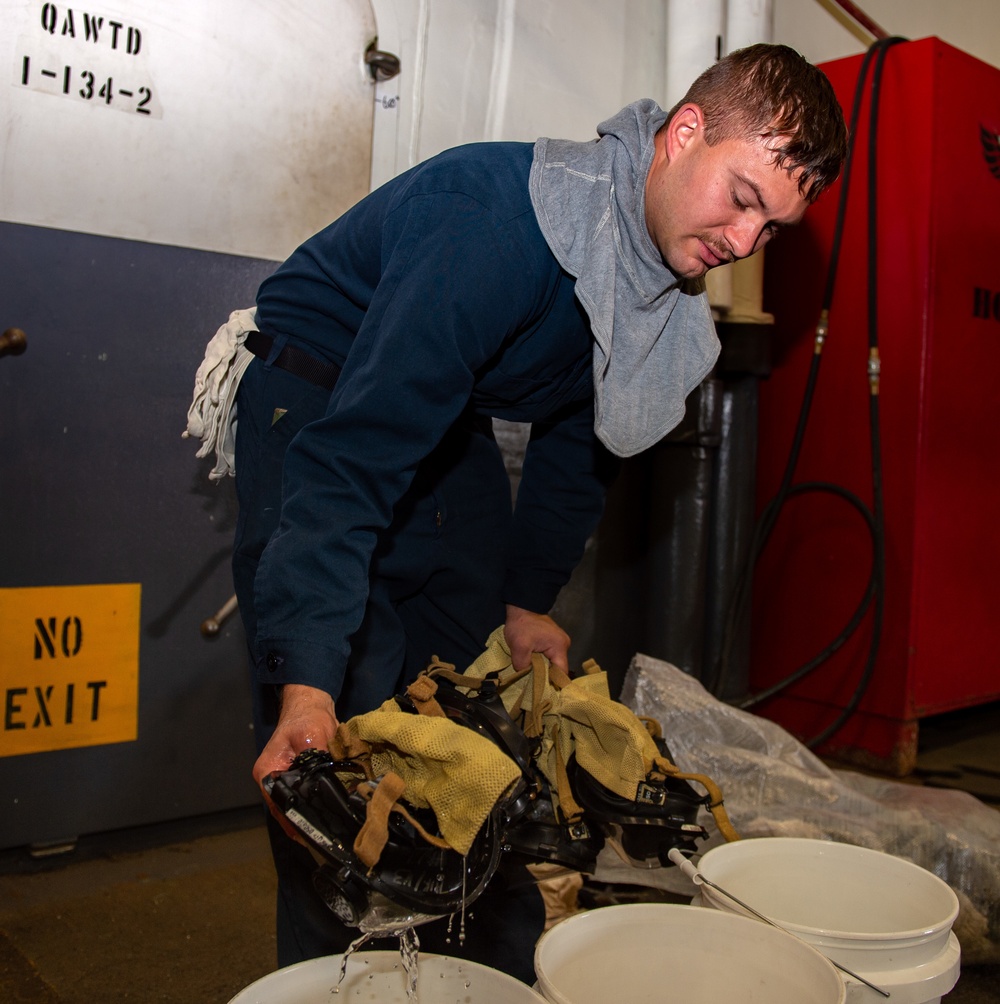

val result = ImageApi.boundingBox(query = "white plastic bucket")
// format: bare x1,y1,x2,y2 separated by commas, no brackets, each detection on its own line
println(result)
695,837,961,1004
533,902,845,1004
227,950,546,1003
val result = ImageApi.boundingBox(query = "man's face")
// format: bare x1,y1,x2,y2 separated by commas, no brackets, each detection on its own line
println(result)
645,104,810,279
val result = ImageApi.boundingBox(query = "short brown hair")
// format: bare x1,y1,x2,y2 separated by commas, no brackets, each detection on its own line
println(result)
669,43,848,203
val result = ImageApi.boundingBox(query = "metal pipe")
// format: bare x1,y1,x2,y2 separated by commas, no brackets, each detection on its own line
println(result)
666,0,725,107
827,0,891,40
725,0,775,53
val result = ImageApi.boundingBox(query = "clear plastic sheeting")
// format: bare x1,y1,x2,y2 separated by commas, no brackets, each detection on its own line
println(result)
592,654,1000,964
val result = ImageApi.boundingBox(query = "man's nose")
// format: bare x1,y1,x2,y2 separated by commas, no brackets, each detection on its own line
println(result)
726,216,767,259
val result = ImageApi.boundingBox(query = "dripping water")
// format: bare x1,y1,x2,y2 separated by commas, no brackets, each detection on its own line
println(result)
445,855,469,947
331,931,376,994
459,856,468,946
330,852,474,999
398,925,421,999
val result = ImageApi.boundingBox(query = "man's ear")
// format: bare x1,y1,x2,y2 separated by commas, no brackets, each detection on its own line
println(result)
664,102,704,161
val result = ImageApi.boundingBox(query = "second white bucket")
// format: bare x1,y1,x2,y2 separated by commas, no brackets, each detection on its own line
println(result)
227,950,546,1003
695,837,962,1004
533,902,845,1004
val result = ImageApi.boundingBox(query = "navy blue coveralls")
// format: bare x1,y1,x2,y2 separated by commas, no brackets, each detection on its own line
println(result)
232,142,617,982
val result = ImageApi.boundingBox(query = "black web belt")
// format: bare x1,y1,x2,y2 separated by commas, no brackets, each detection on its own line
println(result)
245,330,341,391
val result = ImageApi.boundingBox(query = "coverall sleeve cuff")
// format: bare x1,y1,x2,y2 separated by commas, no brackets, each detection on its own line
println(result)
253,637,347,697
501,571,564,617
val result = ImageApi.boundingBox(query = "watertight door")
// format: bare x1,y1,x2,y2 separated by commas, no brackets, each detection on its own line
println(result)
0,0,376,849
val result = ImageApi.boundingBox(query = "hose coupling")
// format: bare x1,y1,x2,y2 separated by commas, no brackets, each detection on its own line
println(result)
868,347,881,395
813,309,830,354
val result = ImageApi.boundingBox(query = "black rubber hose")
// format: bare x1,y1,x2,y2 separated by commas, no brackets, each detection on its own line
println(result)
706,42,884,700
713,37,906,750
804,36,904,747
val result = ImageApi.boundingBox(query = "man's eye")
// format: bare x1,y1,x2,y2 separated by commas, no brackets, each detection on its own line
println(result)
731,191,746,209
762,222,781,242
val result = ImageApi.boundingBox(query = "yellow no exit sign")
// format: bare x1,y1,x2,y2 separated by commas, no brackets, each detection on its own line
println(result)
0,584,141,757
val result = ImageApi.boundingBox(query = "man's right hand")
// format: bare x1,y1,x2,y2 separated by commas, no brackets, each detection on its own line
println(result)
253,683,339,840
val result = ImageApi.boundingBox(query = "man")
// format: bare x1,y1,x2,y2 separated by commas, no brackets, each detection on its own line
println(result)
228,43,846,981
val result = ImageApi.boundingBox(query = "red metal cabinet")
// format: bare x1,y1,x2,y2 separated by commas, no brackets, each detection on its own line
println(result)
752,38,1000,772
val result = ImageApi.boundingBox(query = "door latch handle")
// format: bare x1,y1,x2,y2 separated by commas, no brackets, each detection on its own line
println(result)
201,593,238,637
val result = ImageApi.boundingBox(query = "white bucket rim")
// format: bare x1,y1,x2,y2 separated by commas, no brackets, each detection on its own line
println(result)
228,949,546,1003
839,932,961,991
534,902,846,1004
696,837,959,943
